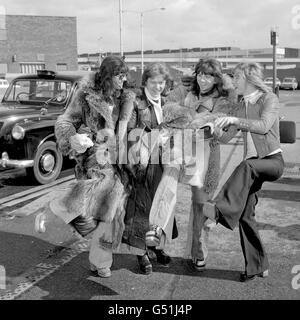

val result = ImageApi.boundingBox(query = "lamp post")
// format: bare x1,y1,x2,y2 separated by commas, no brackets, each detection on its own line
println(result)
123,7,165,74
119,0,124,56
98,36,103,67
270,27,279,95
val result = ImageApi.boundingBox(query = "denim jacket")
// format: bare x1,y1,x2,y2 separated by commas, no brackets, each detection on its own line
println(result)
220,91,281,159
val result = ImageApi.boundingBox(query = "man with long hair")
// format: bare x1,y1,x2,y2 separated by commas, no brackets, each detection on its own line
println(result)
203,62,284,282
35,55,135,278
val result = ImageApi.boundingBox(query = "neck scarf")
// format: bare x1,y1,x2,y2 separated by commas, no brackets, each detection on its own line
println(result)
144,87,163,125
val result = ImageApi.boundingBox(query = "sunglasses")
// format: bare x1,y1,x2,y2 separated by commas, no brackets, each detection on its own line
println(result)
114,73,127,80
197,72,215,81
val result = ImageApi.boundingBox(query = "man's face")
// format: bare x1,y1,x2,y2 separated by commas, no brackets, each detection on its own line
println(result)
197,72,216,94
112,73,127,90
233,70,247,95
145,75,166,98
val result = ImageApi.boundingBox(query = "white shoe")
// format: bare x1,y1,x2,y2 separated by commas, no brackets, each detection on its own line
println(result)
192,258,206,271
260,270,269,278
34,212,46,233
145,225,163,247
90,264,112,278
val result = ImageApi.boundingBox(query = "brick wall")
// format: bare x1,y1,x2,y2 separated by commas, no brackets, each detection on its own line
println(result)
0,15,78,73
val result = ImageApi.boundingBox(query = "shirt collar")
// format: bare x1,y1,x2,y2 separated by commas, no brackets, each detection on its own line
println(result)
243,90,263,104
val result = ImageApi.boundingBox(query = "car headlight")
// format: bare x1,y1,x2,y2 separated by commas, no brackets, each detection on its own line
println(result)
12,125,25,140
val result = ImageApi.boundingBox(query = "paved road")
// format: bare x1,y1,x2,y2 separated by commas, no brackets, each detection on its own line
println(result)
0,90,299,301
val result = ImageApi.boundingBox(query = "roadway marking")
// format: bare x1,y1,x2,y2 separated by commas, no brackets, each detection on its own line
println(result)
0,238,90,300
0,180,75,212
0,175,75,206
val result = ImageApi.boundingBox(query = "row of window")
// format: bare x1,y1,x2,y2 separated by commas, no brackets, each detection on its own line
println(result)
0,63,68,74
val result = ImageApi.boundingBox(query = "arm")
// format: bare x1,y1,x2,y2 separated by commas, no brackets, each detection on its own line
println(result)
236,93,279,134
215,93,279,136
55,89,85,155
211,93,240,143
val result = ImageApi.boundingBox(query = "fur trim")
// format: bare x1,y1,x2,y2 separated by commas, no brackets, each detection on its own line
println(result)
119,89,136,122
204,140,220,195
55,119,77,155
163,102,195,128
84,88,115,129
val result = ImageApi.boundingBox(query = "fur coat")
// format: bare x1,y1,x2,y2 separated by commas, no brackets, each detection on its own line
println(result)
54,78,135,249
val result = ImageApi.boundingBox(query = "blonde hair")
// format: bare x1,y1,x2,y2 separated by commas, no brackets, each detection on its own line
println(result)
233,62,271,93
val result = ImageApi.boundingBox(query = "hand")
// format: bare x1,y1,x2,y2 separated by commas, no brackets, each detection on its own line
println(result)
159,128,170,145
222,74,235,90
213,125,224,138
214,117,239,130
70,133,94,154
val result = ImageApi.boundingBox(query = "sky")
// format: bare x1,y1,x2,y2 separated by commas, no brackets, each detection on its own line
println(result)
0,0,300,54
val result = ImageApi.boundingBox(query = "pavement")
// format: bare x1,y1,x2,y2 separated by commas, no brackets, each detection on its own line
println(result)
0,137,299,300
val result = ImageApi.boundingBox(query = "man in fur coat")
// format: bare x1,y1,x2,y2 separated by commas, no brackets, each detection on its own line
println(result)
35,56,136,278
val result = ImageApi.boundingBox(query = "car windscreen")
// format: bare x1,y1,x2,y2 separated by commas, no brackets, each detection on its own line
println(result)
3,79,72,104
283,78,294,82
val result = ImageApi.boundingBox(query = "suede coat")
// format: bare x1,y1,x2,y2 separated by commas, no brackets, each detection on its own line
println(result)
183,89,238,195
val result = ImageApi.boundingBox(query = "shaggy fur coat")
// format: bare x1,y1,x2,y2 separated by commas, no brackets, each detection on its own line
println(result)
54,78,135,249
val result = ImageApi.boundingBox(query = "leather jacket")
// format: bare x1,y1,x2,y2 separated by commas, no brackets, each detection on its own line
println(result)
220,91,281,159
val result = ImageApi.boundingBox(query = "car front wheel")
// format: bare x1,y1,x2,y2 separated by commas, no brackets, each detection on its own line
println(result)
26,141,63,184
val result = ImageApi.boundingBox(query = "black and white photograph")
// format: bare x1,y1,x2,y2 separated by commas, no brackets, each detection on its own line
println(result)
0,0,299,306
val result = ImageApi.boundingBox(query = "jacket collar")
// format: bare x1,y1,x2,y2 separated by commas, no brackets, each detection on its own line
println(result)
242,90,264,105
80,80,134,129
138,88,165,110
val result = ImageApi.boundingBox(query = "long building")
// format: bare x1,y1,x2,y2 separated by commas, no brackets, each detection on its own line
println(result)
78,46,300,82
0,14,78,77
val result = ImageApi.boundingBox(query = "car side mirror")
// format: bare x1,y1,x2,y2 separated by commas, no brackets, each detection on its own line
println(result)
280,120,296,144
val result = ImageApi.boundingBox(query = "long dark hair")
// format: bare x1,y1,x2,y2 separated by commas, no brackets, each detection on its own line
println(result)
191,58,227,97
93,55,129,97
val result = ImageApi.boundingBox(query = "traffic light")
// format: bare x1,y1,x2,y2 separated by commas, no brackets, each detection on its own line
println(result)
270,30,278,46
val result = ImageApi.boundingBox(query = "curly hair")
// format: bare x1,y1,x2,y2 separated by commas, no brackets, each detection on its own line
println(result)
93,55,129,97
191,57,227,97
141,62,171,87
233,62,271,93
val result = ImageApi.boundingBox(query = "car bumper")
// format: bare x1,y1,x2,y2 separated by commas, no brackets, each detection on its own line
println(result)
0,152,34,169
281,86,294,89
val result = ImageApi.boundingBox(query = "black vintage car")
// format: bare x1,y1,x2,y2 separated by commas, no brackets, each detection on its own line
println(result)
0,69,93,184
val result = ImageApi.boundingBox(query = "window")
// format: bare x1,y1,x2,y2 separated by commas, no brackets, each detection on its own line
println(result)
20,63,45,74
56,63,67,71
4,79,71,103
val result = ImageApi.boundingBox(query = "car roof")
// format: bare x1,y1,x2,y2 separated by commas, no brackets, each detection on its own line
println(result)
12,71,95,82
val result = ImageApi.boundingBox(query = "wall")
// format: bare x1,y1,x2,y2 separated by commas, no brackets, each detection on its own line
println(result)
0,15,78,73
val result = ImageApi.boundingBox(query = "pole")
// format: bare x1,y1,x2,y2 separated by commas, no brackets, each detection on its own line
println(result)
273,38,277,94
180,48,183,68
98,36,103,67
141,12,144,74
271,29,278,94
119,0,123,56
